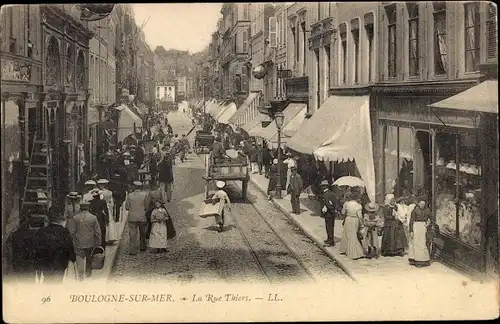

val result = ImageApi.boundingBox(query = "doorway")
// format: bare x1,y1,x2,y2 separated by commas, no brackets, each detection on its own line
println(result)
414,130,433,201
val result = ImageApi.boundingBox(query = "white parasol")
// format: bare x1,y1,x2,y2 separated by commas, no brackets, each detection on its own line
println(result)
333,176,366,187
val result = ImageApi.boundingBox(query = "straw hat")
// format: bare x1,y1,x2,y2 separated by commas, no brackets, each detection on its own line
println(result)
84,180,96,186
319,180,329,186
365,202,380,212
133,181,143,187
66,192,81,200
97,179,109,184
216,180,226,189
273,158,278,165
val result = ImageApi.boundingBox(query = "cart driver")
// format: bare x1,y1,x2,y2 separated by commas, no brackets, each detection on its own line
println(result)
212,181,232,232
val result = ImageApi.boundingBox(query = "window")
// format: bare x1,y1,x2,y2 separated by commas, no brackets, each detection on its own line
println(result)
292,26,298,62
282,12,287,46
408,3,419,76
464,2,480,72
242,30,248,52
315,49,320,109
433,2,447,75
352,24,360,83
487,3,497,59
386,5,397,78
341,32,347,84
324,45,331,92
435,132,482,248
243,4,249,21
277,15,281,46
366,23,374,82
301,22,307,73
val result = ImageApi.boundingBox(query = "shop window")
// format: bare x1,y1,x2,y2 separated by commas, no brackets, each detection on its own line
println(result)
340,31,347,84
383,125,415,198
464,2,480,72
435,132,482,247
351,20,360,84
365,22,374,82
433,2,447,75
407,2,419,77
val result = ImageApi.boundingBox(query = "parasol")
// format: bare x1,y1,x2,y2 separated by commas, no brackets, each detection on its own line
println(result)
333,176,366,187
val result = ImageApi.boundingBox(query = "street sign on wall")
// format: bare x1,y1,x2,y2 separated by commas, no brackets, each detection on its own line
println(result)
277,69,292,78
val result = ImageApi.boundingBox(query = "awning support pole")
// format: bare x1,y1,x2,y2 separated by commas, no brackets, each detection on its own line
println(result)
430,107,447,126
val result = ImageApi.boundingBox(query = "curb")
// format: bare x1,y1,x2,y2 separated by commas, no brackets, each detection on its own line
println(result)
248,176,359,283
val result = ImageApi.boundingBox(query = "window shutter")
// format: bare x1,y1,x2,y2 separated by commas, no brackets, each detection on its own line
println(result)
277,16,281,47
243,30,248,52
269,16,277,48
487,4,498,59
283,13,287,46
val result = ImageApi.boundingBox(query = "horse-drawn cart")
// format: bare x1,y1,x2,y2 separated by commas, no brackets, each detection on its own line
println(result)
202,151,249,199
194,131,215,154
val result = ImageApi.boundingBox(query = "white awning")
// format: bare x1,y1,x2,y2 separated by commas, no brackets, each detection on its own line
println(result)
228,92,259,126
217,103,237,124
287,95,375,202
429,80,498,114
117,105,143,143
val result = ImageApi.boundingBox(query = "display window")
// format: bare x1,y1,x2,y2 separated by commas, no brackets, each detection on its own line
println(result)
383,125,415,199
434,131,482,248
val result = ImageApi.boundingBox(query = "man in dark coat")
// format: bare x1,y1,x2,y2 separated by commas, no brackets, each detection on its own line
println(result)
262,146,272,178
288,166,303,214
158,153,174,202
111,172,127,222
256,144,264,175
89,189,109,249
134,143,145,169
35,206,76,283
267,158,279,199
318,180,337,247
211,137,225,164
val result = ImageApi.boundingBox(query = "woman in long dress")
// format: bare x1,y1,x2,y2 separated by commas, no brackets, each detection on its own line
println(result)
381,194,408,257
149,201,169,253
408,199,432,267
338,192,365,260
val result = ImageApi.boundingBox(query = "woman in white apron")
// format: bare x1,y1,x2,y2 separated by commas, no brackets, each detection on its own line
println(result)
408,199,432,267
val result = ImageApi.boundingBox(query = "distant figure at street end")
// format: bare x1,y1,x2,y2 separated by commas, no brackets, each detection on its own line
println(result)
125,181,149,255
67,200,102,280
212,181,232,232
36,206,76,284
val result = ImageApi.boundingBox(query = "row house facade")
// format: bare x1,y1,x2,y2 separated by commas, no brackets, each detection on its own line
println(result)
219,3,251,106
1,4,94,225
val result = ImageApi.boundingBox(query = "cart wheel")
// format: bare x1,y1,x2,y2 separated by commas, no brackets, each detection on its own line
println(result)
241,179,248,200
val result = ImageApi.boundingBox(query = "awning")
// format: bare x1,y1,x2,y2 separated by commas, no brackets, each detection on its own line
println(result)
228,92,259,126
117,105,143,143
266,104,307,149
217,103,237,124
429,80,498,114
256,103,306,141
209,101,226,118
287,95,376,202
241,113,269,134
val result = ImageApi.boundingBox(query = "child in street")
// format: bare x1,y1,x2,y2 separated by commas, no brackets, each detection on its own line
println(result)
149,200,169,253
212,181,232,232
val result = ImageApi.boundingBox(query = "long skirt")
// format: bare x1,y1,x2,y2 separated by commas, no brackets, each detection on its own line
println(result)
338,216,364,260
408,222,430,264
149,222,168,249
106,203,118,242
381,219,407,256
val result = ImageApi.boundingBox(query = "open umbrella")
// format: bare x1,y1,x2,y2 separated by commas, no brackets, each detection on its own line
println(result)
333,176,365,187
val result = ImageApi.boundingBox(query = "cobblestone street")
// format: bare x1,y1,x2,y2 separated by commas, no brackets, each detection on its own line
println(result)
110,112,347,284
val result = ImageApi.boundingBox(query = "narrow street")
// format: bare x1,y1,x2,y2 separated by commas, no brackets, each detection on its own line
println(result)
110,111,347,284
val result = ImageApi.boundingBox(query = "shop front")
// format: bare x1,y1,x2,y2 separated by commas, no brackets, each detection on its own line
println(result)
374,80,498,276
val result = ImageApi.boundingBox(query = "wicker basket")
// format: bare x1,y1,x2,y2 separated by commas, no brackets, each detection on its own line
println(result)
90,246,105,270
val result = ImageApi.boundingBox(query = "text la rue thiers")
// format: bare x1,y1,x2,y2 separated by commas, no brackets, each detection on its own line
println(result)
192,293,282,303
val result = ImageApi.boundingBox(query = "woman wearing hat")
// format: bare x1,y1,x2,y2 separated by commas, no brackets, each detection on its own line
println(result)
212,181,232,232
97,179,117,244
89,188,109,249
363,202,383,259
338,191,365,260
82,180,97,202
65,192,82,219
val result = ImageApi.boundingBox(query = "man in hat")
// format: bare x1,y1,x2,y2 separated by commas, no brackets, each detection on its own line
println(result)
97,179,113,212
212,181,232,232
67,200,102,280
267,159,279,200
211,136,225,164
82,180,97,202
65,192,81,220
35,205,76,283
283,153,296,195
89,188,109,249
111,172,127,222
288,166,303,214
125,181,149,255
319,180,337,247
123,151,138,186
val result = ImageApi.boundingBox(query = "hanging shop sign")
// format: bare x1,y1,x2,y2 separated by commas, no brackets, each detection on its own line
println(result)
252,65,267,80
1,59,31,82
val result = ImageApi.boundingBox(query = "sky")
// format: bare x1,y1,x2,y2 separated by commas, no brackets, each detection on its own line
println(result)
132,3,223,54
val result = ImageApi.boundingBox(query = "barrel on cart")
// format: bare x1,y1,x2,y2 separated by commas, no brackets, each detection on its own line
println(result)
202,150,249,199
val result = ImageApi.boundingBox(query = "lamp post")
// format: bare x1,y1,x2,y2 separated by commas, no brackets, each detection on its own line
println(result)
274,110,284,199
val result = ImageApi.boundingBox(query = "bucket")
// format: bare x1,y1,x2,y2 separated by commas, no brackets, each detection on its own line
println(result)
90,246,105,270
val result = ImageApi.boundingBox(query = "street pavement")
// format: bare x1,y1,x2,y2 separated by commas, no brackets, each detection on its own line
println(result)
109,111,347,284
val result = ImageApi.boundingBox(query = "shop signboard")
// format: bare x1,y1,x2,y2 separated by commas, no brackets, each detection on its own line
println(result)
1,59,31,83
